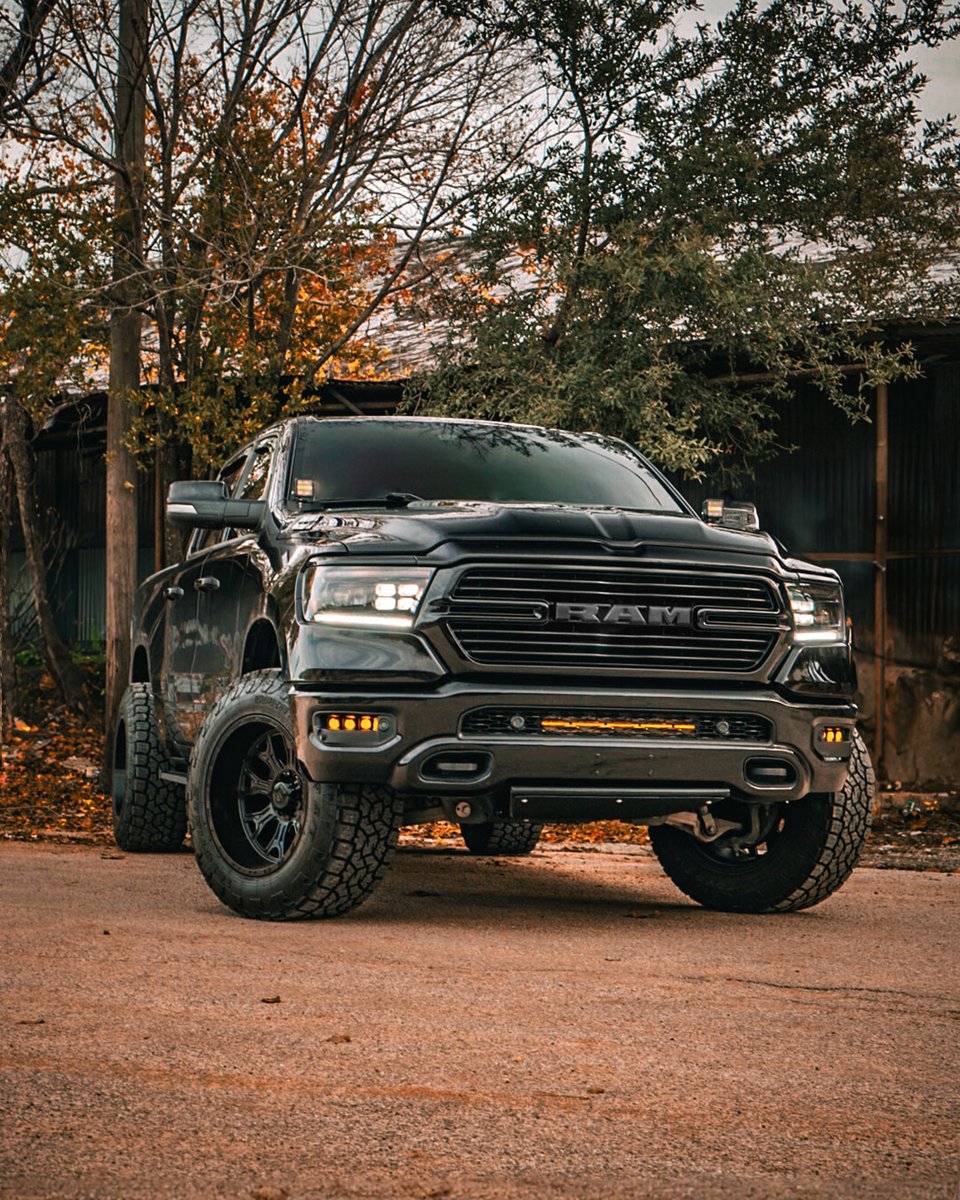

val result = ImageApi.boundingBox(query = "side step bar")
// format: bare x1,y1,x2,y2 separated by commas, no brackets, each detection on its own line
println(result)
510,786,730,823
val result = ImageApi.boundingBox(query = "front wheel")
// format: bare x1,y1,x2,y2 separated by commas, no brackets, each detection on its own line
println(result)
187,672,402,920
649,729,875,913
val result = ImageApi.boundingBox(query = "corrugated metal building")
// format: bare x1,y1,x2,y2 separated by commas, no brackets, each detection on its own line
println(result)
674,336,960,789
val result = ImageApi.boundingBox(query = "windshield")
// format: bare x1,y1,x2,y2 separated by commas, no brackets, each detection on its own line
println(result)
288,419,684,513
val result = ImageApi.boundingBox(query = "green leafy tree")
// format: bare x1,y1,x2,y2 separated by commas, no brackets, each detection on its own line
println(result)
412,0,960,479
0,142,109,711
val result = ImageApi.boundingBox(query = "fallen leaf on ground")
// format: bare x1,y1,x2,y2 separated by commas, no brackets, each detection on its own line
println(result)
325,1033,351,1044
260,996,281,1004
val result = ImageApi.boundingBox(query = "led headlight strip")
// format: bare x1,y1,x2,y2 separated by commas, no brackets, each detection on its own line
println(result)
302,564,433,630
787,581,844,645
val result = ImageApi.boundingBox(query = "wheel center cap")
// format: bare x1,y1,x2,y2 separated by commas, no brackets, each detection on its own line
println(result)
271,776,300,815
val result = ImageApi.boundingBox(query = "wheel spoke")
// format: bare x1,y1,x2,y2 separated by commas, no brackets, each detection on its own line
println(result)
274,732,297,772
239,771,272,798
244,803,276,836
256,734,285,778
261,823,289,862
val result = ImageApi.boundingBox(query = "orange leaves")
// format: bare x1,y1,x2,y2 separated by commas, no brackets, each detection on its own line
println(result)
1,666,111,845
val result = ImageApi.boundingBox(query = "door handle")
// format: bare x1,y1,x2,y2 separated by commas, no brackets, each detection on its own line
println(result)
195,576,220,592
164,586,184,601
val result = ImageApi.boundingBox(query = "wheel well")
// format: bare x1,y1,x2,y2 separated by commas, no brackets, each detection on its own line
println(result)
242,620,282,674
131,646,149,683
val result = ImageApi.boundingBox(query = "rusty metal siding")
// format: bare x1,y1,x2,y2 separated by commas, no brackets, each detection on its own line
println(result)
678,383,875,556
677,366,960,671
888,367,960,554
74,549,106,644
752,383,876,557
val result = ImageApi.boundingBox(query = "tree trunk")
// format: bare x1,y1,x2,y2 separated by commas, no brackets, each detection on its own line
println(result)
0,436,15,753
0,396,84,710
154,440,185,570
104,0,148,748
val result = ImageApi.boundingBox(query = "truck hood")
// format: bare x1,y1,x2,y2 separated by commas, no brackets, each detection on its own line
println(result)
281,501,793,566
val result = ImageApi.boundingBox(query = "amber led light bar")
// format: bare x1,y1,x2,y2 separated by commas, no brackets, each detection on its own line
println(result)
541,717,697,734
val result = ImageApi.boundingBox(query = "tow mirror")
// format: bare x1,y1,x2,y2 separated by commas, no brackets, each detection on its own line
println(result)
701,498,760,532
166,480,265,530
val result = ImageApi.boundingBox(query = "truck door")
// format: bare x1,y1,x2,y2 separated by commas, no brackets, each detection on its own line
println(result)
160,451,250,749
191,439,277,721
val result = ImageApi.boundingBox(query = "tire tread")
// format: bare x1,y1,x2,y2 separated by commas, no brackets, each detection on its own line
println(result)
112,683,186,852
461,819,543,856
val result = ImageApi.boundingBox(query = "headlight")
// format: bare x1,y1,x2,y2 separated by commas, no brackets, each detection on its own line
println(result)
302,565,433,630
787,581,845,645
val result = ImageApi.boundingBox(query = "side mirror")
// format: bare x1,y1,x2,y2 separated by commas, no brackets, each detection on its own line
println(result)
701,498,760,532
166,480,265,530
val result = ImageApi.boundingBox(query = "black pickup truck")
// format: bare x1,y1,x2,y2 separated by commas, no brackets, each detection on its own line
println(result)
111,416,873,920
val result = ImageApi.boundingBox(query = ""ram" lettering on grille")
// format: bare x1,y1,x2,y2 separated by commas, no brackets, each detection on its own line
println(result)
554,602,693,626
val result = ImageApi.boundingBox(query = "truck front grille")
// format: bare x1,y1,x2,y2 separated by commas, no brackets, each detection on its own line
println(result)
446,566,781,674
461,707,773,741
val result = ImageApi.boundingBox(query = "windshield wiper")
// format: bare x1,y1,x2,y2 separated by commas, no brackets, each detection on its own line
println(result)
298,492,425,510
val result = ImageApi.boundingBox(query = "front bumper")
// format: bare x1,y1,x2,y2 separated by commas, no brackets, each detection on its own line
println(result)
289,682,856,814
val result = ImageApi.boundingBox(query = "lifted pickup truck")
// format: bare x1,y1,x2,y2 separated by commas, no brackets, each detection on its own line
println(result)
111,416,873,919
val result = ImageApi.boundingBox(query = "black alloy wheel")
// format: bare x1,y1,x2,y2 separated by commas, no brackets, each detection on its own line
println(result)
210,722,305,872
188,672,402,919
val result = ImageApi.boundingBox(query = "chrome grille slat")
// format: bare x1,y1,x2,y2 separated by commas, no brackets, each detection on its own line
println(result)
447,566,781,673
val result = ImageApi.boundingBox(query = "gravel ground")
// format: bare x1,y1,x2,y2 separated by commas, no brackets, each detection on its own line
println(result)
2,842,958,1200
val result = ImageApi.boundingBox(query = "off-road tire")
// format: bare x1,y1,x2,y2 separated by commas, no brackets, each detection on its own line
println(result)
111,683,186,852
461,819,543,856
649,728,875,913
187,671,402,920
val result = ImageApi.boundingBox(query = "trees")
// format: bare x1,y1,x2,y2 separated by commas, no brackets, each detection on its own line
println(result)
1,0,525,724
413,0,960,479
0,150,105,713
34,0,524,462
0,0,60,125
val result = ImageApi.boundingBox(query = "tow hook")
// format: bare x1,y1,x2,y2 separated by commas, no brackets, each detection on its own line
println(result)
660,807,741,843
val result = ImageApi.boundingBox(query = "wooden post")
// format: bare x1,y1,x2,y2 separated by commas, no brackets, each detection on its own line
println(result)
873,381,889,779
105,0,147,750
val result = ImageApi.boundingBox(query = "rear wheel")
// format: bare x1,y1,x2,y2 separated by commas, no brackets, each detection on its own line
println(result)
187,672,402,919
649,729,874,913
461,818,543,856
111,683,186,852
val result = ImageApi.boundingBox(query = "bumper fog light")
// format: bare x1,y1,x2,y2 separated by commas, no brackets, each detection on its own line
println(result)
812,720,854,761
314,712,393,746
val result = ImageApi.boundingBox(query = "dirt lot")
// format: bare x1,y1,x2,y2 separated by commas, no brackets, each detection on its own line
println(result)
1,841,958,1200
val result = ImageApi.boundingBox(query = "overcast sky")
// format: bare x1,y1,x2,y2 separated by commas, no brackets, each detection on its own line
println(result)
690,1,960,122
913,39,960,120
